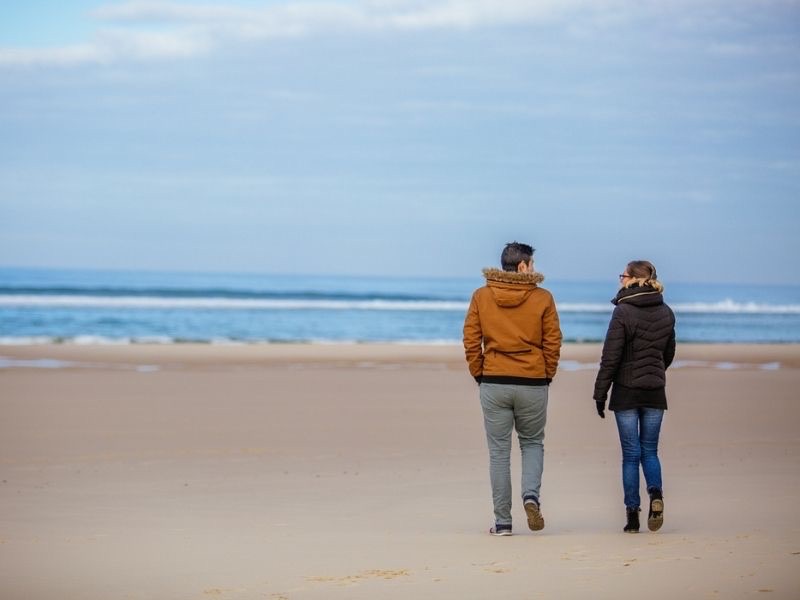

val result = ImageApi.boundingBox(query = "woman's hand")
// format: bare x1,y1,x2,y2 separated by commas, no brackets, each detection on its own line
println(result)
596,400,606,419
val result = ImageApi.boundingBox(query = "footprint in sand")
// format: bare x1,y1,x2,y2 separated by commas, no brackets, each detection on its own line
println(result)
203,587,247,596
484,567,511,574
476,561,511,574
307,569,410,586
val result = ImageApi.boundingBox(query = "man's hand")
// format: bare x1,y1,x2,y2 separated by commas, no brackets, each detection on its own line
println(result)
596,400,606,419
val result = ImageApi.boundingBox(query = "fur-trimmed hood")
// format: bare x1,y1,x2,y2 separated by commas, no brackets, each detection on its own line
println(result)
482,268,545,286
482,268,545,308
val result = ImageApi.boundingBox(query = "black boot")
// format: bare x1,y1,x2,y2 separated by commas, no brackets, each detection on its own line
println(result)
624,507,640,533
648,488,664,532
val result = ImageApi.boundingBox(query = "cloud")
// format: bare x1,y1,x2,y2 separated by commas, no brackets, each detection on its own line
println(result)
0,26,211,67
0,44,107,67
0,0,794,67
0,0,612,67
92,0,587,29
91,2,261,23
93,1,370,37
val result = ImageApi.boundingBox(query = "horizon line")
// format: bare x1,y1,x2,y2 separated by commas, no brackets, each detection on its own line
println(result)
1,264,798,288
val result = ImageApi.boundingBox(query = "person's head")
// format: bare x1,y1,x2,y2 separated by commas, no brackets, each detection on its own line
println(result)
619,260,663,292
501,242,535,272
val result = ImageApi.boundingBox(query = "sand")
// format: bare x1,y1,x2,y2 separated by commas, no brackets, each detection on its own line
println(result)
1,343,799,599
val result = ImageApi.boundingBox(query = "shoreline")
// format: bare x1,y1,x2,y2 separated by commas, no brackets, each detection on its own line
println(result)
1,342,799,370
3,338,800,345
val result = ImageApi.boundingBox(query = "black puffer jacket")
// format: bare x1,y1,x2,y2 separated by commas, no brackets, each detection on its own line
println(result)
593,284,676,409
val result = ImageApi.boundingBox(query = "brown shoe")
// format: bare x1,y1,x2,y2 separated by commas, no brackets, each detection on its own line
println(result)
648,489,664,532
524,499,545,531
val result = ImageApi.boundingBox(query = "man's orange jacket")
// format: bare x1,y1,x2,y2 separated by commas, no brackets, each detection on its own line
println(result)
463,268,562,383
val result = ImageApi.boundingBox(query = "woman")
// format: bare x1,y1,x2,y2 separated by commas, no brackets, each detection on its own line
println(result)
593,260,676,533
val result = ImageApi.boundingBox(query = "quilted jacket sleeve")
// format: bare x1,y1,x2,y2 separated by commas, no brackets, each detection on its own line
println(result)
462,292,484,380
593,306,627,401
663,310,676,369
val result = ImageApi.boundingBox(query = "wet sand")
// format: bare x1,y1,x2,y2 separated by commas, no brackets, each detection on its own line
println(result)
1,343,799,599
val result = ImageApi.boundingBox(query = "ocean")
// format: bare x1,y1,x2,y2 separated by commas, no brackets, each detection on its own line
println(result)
1,267,799,345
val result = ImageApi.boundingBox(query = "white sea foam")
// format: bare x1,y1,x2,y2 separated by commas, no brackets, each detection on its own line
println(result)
0,336,464,346
0,357,77,369
0,352,782,372
671,300,800,314
557,300,800,314
0,295,468,311
558,360,600,371
0,336,175,345
0,336,56,345
535,360,784,372
0,356,160,371
671,360,782,371
1,294,799,314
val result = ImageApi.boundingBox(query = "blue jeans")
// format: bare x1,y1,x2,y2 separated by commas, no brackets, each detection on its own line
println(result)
614,408,664,509
480,384,548,526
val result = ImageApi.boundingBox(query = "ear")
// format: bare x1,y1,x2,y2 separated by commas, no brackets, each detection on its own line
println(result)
517,260,529,273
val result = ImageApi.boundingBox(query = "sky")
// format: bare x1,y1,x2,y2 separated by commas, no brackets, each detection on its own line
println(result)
1,0,799,283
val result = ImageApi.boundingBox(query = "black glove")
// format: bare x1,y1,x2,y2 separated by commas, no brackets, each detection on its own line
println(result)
596,400,606,419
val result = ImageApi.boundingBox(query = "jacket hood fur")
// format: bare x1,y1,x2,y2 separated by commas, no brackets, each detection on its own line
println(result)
482,268,545,308
482,268,545,286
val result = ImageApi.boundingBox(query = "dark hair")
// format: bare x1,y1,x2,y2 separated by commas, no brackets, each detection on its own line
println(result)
501,242,534,272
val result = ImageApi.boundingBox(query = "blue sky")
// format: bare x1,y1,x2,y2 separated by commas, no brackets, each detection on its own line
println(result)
1,0,799,283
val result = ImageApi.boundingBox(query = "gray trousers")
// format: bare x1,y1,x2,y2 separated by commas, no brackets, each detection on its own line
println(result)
480,383,548,526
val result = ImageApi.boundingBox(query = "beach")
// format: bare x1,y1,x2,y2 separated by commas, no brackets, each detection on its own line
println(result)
1,343,799,599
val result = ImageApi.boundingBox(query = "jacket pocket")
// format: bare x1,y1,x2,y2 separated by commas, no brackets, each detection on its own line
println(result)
494,346,532,355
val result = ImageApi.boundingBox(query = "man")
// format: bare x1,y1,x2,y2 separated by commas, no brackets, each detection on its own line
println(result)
463,242,562,536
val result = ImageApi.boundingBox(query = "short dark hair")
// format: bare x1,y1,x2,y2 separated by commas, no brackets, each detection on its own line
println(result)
501,242,535,271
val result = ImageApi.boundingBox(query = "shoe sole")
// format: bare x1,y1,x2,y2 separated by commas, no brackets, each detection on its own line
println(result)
524,502,545,531
648,499,664,532
490,529,512,537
